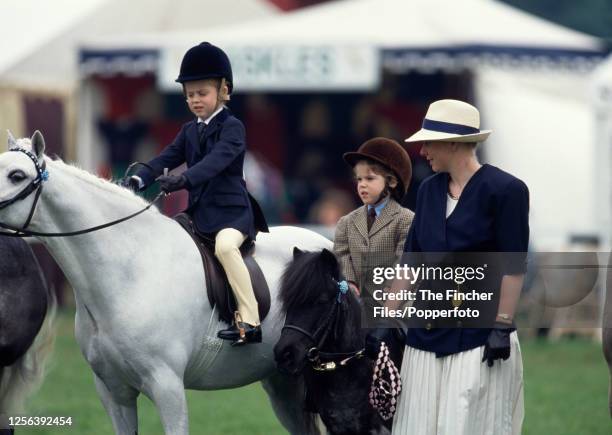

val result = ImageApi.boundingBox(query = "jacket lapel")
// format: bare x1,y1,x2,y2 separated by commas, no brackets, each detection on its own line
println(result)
188,121,200,154
352,206,369,240
202,108,229,145
369,199,400,236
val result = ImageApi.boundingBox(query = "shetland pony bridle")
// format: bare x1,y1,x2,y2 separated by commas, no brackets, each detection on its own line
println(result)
0,152,163,238
281,279,365,372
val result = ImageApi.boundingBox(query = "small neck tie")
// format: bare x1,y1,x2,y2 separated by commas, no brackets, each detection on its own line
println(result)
367,206,377,231
197,122,206,145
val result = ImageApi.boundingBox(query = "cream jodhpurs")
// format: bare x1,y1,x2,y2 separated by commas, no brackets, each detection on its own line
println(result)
214,228,259,326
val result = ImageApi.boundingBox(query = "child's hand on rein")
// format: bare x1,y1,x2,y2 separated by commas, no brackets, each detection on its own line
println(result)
158,174,189,193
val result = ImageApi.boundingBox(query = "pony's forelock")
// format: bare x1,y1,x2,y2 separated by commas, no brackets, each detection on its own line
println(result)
279,249,341,313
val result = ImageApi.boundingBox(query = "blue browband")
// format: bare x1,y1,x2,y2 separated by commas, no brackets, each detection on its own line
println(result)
9,147,48,184
422,119,480,135
336,280,349,302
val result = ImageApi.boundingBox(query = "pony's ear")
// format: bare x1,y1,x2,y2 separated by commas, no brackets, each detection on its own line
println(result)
7,130,17,149
31,130,45,159
293,246,304,259
320,248,337,266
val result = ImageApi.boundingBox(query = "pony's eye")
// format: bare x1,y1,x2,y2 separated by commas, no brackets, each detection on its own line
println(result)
8,170,27,183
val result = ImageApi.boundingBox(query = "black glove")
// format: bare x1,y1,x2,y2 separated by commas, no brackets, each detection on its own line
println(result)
365,328,388,360
365,321,405,360
120,176,141,192
482,322,512,367
158,174,189,193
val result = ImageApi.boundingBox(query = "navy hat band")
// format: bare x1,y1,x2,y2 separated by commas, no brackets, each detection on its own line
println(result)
422,119,480,135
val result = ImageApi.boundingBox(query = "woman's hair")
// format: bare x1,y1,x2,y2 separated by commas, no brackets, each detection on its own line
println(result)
460,142,478,150
354,158,402,201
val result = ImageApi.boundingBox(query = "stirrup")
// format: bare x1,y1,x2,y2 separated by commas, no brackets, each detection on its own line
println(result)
234,311,246,341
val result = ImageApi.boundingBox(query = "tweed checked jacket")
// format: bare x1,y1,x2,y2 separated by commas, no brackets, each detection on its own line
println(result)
333,199,414,289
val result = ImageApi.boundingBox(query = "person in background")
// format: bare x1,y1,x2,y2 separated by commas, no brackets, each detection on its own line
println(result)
333,137,414,296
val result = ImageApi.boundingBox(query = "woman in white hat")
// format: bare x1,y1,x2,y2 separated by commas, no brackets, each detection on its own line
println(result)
372,99,529,434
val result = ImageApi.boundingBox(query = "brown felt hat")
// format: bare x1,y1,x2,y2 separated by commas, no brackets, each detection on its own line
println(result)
343,137,412,195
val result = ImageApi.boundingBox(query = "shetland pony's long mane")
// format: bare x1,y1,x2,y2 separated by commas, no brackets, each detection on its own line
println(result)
279,250,341,313
280,249,365,357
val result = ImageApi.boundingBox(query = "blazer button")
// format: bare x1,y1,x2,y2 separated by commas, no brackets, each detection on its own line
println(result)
425,322,432,330
457,321,463,328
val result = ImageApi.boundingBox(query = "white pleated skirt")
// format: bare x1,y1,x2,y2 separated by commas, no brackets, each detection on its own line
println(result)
392,332,524,435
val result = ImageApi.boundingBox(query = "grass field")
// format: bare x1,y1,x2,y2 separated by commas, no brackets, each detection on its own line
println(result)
14,309,611,434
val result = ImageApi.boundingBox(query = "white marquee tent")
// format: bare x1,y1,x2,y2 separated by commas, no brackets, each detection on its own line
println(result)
81,0,603,90
0,0,108,76
1,0,279,89
591,55,612,249
78,0,608,249
0,0,279,157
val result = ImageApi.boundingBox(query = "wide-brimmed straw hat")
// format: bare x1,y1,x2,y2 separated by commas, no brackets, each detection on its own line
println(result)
343,137,412,195
405,99,491,143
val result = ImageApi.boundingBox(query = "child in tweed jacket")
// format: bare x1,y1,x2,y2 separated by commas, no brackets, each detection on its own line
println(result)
333,137,414,295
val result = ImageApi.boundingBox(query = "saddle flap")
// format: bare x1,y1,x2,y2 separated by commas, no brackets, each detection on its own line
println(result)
174,213,270,324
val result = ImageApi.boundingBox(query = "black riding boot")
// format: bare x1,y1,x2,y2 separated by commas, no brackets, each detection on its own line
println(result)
217,312,262,346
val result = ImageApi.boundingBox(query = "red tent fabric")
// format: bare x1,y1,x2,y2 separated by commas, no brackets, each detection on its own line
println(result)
266,0,328,11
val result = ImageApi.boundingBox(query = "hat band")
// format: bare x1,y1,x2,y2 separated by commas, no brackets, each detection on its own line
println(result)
422,119,480,135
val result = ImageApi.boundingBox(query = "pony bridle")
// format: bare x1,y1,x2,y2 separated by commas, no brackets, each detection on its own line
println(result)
282,279,364,372
0,147,49,230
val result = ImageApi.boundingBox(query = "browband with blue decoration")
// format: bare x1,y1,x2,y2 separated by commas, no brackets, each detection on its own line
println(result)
9,147,48,184
422,119,480,135
336,280,349,302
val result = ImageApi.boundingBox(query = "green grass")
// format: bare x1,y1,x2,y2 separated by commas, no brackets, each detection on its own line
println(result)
14,309,612,434
521,338,610,435
20,309,284,435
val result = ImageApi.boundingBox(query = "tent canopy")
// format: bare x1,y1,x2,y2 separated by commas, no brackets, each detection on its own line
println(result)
79,0,607,92
1,0,278,89
84,0,603,49
0,0,107,74
590,55,612,248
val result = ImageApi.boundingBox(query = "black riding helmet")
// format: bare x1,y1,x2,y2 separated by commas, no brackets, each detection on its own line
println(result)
175,42,233,94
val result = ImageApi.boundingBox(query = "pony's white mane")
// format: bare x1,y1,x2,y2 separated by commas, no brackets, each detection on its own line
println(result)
12,136,157,212
48,158,156,210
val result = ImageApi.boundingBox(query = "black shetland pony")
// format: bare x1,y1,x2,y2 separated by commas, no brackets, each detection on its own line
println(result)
0,238,55,434
274,247,391,435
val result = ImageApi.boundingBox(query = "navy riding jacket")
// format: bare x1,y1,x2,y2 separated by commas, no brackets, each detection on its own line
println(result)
403,164,530,357
136,108,257,239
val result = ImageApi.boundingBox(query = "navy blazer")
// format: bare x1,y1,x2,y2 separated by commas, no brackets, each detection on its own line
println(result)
137,108,257,238
403,164,529,357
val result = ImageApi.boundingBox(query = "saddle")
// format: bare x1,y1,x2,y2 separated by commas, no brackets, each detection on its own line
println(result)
174,213,270,324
